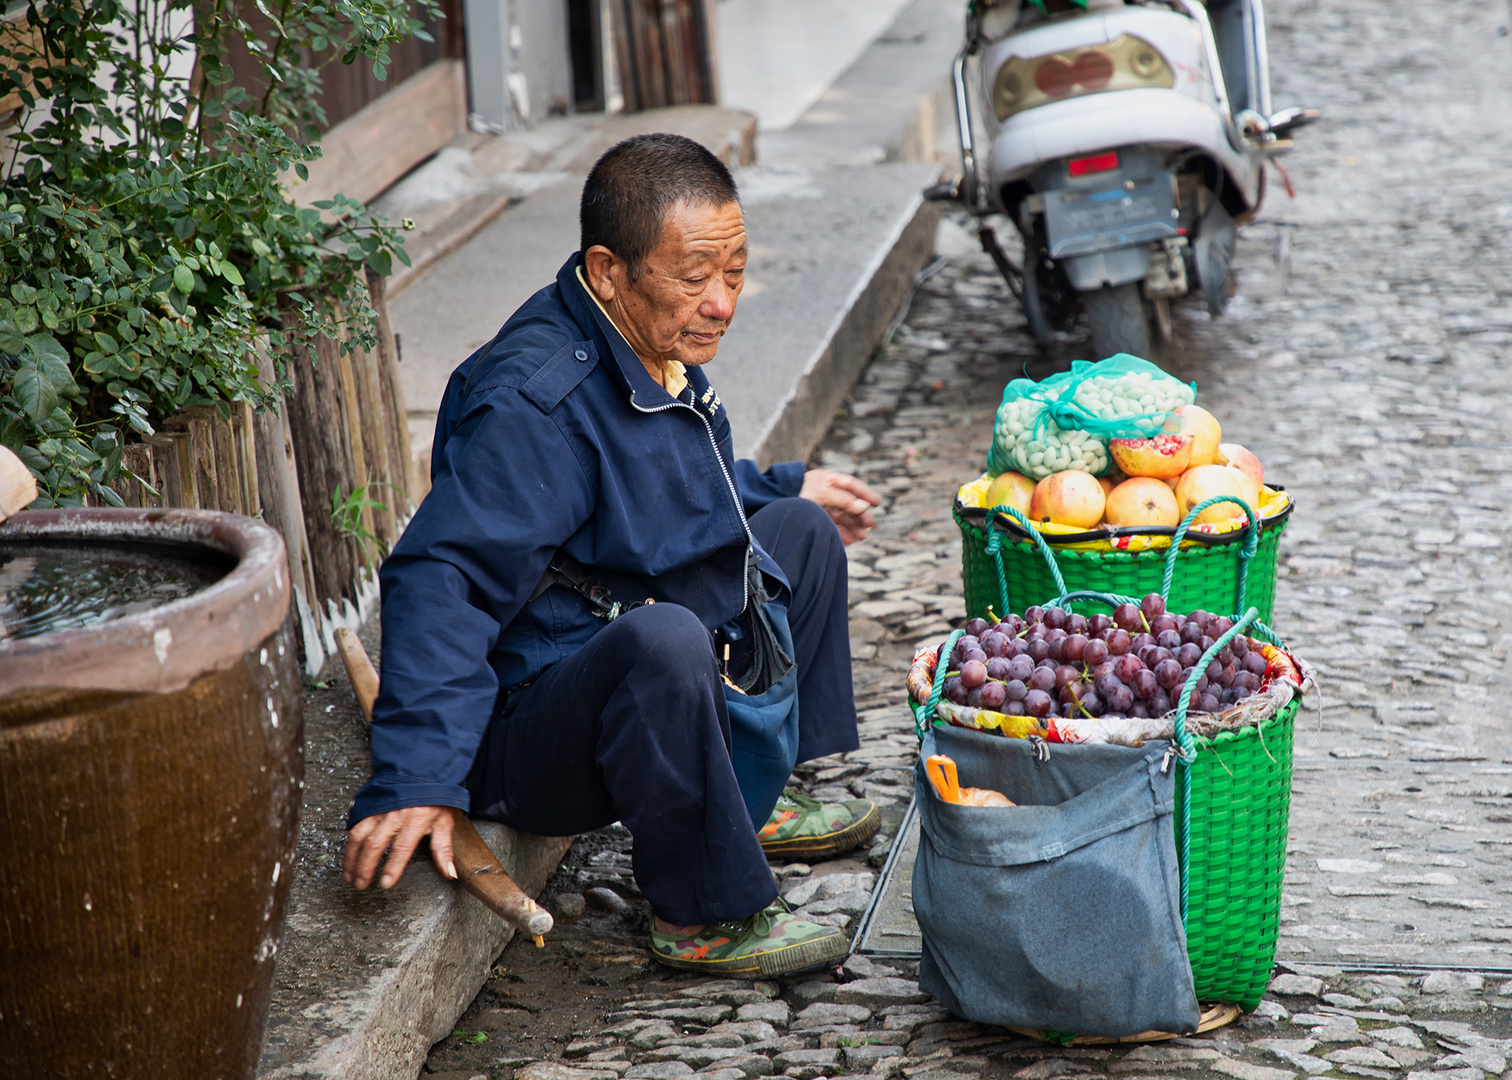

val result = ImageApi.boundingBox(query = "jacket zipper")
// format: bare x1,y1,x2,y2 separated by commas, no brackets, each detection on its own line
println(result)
629,391,753,615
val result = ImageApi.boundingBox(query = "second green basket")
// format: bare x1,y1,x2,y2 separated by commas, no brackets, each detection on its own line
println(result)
955,498,1290,623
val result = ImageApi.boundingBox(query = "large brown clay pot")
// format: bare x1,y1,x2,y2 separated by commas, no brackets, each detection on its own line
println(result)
0,508,304,1079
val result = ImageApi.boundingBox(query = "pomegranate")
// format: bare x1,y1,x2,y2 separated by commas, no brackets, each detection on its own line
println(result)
1174,464,1254,524
1108,432,1194,479
1174,404,1222,467
1104,477,1180,528
984,471,1036,515
1098,475,1116,497
1217,442,1264,490
1030,470,1106,529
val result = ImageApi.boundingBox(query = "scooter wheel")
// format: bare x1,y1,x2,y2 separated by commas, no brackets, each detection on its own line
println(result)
1083,283,1158,364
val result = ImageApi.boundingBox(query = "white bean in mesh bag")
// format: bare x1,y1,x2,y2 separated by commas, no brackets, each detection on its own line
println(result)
986,356,1196,481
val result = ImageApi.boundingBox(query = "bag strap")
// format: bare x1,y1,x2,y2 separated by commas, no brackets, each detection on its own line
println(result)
531,550,793,696
528,551,646,622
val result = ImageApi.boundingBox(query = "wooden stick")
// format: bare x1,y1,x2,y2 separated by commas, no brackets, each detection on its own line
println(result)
334,627,554,944
334,628,381,724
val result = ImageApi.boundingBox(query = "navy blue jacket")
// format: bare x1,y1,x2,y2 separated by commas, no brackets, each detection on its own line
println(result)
349,255,804,824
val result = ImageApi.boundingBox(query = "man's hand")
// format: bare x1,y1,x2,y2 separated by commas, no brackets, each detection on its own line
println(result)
343,805,458,891
799,469,881,545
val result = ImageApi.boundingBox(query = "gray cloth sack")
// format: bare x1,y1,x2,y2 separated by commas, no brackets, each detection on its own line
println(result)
914,723,1200,1037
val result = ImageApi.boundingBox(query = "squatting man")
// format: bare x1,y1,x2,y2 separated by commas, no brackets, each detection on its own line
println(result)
343,133,885,976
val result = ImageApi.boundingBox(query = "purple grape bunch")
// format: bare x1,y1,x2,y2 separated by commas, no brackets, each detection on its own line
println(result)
938,593,1270,722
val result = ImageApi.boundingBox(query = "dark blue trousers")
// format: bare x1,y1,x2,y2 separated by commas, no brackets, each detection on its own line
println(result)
465,498,859,925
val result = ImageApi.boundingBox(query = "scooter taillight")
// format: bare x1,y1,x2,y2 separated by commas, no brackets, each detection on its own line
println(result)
1068,152,1120,177
991,34,1174,122
1034,57,1075,98
1071,49,1114,91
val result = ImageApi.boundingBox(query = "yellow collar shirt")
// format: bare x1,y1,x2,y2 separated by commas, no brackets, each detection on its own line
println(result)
576,265,689,398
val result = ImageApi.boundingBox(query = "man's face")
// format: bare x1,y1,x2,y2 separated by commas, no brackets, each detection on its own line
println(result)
588,199,747,371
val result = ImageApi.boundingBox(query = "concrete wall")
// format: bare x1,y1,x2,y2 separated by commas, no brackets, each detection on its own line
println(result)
464,0,576,129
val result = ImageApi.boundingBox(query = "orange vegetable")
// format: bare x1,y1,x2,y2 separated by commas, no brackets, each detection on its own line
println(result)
926,755,1016,808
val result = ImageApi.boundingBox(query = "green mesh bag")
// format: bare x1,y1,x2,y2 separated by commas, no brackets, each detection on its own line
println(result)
986,355,1196,480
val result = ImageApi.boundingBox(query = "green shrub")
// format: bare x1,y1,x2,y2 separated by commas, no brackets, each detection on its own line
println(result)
0,0,437,505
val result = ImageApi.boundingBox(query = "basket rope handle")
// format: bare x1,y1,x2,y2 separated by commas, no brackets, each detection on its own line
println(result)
1045,589,1141,612
1161,495,1260,614
985,504,1069,619
1171,604,1262,930
915,629,965,743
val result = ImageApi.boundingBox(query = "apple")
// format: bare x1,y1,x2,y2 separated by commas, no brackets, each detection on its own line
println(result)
1030,470,1106,529
1104,477,1180,528
1174,404,1222,467
1109,433,1193,479
1175,465,1255,525
984,471,1035,515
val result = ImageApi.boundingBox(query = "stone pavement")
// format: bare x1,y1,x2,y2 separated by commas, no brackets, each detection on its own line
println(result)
419,0,1512,1074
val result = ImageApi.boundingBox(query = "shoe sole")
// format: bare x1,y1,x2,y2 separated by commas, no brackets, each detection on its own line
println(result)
650,930,850,978
759,801,882,860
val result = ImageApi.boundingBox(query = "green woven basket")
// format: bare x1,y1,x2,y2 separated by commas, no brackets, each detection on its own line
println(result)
1177,697,1295,1008
954,497,1290,623
1035,592,1296,1011
914,585,1298,1014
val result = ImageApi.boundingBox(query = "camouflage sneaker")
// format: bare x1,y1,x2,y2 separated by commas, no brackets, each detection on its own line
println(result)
758,788,881,860
648,899,849,977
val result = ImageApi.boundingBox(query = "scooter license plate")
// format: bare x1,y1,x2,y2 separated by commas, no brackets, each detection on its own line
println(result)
1043,178,1177,260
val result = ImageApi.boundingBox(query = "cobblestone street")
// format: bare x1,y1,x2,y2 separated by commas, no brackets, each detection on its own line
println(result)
423,0,1512,1076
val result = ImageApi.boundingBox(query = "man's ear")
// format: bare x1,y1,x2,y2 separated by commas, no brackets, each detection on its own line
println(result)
583,246,619,303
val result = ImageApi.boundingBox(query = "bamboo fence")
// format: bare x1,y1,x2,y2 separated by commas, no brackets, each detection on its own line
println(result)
103,270,415,673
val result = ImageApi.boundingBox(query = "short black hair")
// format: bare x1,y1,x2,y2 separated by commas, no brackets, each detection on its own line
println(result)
580,133,740,281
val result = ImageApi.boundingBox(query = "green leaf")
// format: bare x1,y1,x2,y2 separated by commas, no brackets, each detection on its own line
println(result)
94,331,119,355
13,307,37,334
17,445,48,474
250,237,273,258
173,263,194,294
0,319,23,355
294,162,309,182
12,362,59,424
111,398,155,436
26,333,70,370
365,249,393,277
10,283,36,304
28,335,78,397
218,260,245,286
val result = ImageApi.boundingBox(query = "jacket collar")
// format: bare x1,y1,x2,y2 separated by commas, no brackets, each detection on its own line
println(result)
556,255,685,409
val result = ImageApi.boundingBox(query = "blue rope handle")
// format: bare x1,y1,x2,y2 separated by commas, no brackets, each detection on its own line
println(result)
915,629,965,743
1170,604,1261,930
985,504,1069,619
1160,494,1260,613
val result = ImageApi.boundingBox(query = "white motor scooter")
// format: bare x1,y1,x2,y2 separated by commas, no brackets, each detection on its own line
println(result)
928,0,1318,363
